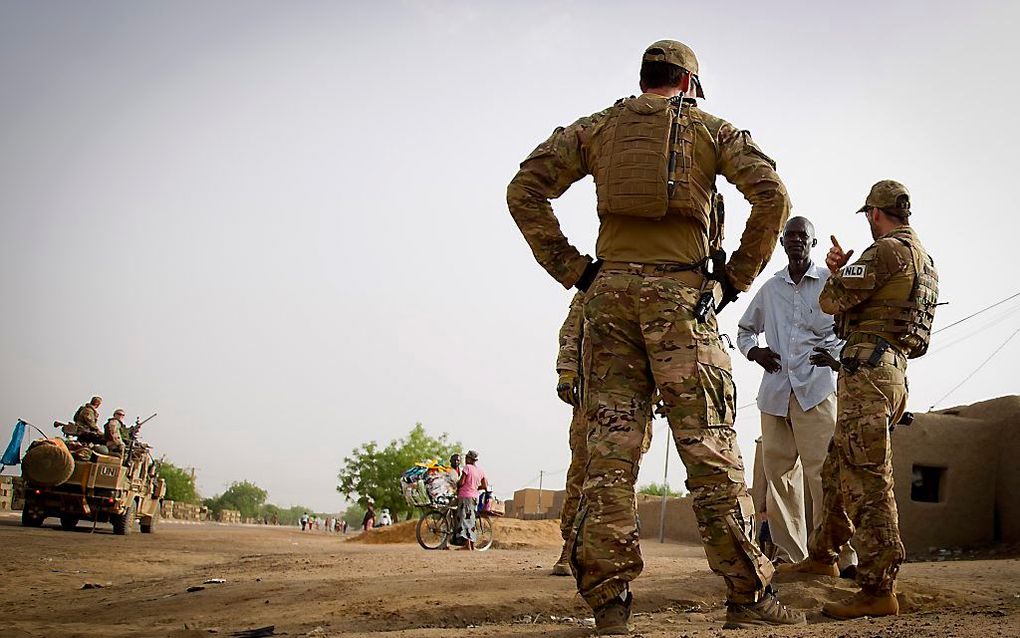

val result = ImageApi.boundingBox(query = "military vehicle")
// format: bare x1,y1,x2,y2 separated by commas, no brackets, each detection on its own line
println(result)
21,414,165,535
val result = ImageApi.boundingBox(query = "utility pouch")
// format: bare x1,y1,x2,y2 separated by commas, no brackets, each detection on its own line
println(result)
866,339,890,367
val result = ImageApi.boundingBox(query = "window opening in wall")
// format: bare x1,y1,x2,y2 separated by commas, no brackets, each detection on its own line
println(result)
911,465,945,503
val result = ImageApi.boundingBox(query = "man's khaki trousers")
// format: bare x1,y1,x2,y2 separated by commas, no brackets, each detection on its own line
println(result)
760,392,856,567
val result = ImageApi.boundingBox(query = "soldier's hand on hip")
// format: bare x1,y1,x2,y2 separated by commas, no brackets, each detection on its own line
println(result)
825,235,854,274
809,347,841,371
556,371,580,406
748,346,782,374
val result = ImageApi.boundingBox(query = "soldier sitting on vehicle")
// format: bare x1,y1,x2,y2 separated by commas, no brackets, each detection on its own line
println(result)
103,409,127,456
74,396,103,433
59,396,106,444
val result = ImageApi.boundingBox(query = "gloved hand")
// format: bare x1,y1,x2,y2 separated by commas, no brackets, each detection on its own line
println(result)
716,273,740,313
574,258,603,293
809,346,841,371
556,371,580,406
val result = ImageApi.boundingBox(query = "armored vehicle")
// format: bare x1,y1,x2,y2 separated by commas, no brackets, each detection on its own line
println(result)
21,414,165,535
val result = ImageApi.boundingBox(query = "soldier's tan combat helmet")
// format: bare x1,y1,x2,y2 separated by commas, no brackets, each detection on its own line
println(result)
857,180,911,217
642,39,705,97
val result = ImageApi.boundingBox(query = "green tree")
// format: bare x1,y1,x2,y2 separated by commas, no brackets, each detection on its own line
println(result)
337,423,460,520
638,482,685,498
204,480,268,519
157,461,199,503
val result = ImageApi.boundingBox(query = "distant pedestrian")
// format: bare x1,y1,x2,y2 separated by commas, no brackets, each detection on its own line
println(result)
455,450,488,551
362,502,376,531
300,512,309,531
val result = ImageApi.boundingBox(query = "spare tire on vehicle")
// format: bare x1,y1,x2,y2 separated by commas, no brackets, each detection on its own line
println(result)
22,438,75,487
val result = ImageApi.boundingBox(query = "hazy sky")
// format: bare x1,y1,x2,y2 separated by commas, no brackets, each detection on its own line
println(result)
2,1,1018,512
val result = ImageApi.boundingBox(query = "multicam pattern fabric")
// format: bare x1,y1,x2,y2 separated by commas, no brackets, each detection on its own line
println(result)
811,224,932,595
557,292,653,544
557,292,585,374
73,404,100,434
566,266,773,609
104,417,125,454
809,355,907,594
507,101,789,291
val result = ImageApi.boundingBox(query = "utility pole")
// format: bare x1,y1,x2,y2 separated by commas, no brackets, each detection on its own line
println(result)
659,430,669,543
537,470,544,514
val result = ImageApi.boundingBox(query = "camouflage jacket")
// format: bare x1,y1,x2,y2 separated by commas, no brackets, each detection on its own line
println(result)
104,417,124,447
506,97,790,291
819,226,922,347
73,404,100,433
556,292,585,373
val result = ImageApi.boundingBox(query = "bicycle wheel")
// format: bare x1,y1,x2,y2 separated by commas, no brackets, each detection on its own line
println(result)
415,509,449,550
474,516,494,551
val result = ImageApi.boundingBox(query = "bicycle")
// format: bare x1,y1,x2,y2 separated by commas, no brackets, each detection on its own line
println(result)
415,496,494,551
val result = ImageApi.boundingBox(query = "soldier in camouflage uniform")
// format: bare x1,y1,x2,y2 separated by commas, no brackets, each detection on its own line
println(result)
73,396,103,436
552,292,653,577
103,408,127,455
779,181,938,620
507,40,803,633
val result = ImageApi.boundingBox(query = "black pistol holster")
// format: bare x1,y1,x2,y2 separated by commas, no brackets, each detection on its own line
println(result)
840,337,890,374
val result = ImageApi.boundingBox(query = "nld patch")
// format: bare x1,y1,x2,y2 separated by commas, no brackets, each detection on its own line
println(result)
842,264,866,278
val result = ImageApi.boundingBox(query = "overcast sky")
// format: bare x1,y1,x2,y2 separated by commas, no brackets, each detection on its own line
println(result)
2,1,1018,512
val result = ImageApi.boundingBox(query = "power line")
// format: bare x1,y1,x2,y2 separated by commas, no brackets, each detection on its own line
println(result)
925,304,1020,357
931,291,1020,336
929,325,1020,411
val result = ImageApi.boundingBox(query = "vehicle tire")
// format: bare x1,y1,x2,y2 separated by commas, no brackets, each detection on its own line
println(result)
21,509,45,528
475,516,494,552
59,515,80,531
140,508,159,534
112,502,135,536
415,510,449,550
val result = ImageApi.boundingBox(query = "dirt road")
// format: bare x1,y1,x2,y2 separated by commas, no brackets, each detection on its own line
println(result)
1,514,1017,637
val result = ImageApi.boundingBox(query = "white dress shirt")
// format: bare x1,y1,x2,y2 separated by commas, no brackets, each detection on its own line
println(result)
737,261,844,417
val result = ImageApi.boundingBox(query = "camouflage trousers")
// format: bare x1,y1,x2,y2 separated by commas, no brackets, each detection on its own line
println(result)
560,406,653,543
568,266,772,610
809,346,907,594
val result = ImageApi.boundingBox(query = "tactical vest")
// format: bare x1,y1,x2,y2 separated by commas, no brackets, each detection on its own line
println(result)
591,96,721,234
836,232,939,358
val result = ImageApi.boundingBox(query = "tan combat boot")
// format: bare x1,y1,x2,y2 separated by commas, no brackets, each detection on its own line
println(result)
822,590,899,619
551,542,571,576
594,590,632,635
775,557,839,577
724,586,806,629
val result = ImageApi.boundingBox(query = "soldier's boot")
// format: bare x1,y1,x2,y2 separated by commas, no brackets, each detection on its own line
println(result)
723,586,806,629
822,590,899,619
551,542,571,576
593,590,632,635
775,557,839,577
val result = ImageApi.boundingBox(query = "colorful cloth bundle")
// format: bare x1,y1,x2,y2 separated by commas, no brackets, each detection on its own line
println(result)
401,460,456,508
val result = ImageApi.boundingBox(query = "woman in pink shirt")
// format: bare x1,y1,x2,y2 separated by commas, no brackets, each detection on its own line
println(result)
455,450,488,550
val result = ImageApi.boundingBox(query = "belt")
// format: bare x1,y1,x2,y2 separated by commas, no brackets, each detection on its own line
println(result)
841,336,907,371
600,260,707,286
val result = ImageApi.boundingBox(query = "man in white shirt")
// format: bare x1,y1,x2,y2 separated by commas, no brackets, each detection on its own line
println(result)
737,217,855,570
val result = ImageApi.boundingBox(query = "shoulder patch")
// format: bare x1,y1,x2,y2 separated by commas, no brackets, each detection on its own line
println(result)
842,264,866,278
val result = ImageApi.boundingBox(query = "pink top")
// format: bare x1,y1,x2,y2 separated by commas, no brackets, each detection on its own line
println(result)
457,464,486,498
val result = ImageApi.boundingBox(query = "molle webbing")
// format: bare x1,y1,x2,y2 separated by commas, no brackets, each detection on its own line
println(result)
593,98,721,227
594,100,673,219
844,236,938,358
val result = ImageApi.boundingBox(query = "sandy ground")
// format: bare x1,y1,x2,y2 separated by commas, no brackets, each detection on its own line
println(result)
1,514,1017,638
